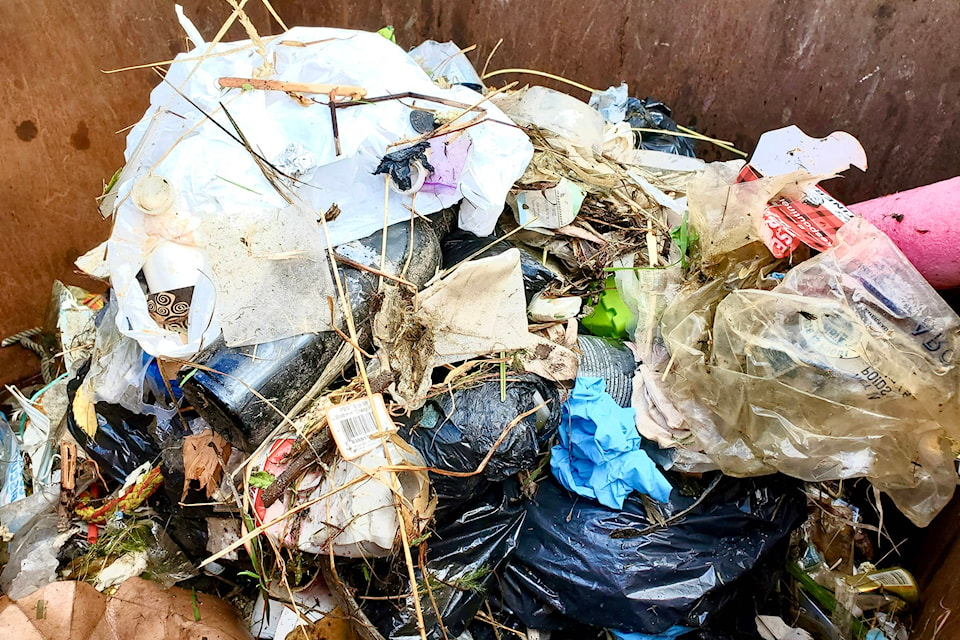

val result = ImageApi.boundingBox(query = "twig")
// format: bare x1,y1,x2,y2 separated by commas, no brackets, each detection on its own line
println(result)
419,543,450,640
475,610,527,639
677,124,747,157
318,207,430,640
329,98,342,156
374,402,547,479
612,474,722,538
152,70,300,187
333,253,417,289
320,552,387,640
427,215,540,285
102,40,277,74
260,426,334,507
219,101,294,203
258,0,288,31
484,602,503,640
481,39,504,79
219,76,367,99
631,127,734,146
481,68,597,94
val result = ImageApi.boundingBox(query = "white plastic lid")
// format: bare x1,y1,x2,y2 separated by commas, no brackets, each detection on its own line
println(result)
131,174,176,215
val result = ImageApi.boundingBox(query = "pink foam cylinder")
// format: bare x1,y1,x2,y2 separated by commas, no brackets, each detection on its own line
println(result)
849,176,960,289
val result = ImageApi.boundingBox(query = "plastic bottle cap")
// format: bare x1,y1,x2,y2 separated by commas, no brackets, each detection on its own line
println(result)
132,174,176,215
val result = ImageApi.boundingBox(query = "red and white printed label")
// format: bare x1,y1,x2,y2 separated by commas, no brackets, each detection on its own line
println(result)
738,165,855,258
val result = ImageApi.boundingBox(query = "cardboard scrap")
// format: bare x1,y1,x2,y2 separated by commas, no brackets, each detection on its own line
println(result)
0,578,251,640
181,431,232,501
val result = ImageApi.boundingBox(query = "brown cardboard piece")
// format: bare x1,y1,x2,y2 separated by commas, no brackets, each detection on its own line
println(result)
0,578,251,640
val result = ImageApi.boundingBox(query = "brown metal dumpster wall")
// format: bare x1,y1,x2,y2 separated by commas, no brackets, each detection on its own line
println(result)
1,0,959,635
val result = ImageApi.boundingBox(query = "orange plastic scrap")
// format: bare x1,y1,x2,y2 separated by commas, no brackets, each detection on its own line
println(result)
79,293,105,311
74,467,164,524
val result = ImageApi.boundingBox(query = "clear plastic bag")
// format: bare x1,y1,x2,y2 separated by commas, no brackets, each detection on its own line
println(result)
660,217,960,526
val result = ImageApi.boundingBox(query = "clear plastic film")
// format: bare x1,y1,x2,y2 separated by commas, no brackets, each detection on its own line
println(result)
660,217,960,526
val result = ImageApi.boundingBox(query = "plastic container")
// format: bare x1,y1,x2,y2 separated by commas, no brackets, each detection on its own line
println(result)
581,276,635,340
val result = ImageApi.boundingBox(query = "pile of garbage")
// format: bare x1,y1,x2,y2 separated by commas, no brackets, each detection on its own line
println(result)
2,12,957,640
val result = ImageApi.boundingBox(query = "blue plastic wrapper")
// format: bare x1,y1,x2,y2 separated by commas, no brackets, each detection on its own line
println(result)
551,377,672,508
500,474,806,634
612,627,692,640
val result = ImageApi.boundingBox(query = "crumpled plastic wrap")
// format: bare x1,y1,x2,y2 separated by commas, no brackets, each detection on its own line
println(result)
401,374,560,517
361,484,526,640
0,511,78,600
66,363,161,488
0,414,26,507
660,217,960,526
687,160,820,269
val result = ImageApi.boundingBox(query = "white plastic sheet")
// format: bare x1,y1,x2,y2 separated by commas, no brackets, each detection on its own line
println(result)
107,25,532,358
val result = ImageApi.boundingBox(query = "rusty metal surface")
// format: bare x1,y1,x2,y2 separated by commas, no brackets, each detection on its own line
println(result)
0,1,280,383
2,0,958,386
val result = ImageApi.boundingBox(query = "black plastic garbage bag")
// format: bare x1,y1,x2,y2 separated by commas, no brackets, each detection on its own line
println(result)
66,361,161,487
500,474,805,635
362,483,527,640
625,97,696,158
374,141,435,191
441,226,557,304
400,374,561,516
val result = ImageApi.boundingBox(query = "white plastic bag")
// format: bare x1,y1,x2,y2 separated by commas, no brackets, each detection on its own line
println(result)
107,26,532,359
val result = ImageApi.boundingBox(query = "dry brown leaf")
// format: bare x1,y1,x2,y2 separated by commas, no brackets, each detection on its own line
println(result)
0,578,249,640
181,431,231,501
71,384,98,438
286,606,359,640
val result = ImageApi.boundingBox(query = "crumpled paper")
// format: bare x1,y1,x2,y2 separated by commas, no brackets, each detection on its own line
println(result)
374,250,534,408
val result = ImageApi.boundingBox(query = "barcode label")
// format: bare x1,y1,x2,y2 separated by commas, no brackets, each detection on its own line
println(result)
326,394,395,460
